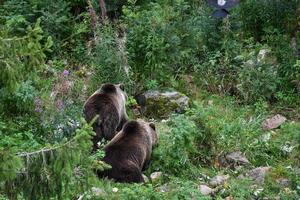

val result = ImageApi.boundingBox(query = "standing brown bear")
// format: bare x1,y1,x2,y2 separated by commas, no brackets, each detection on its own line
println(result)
98,119,159,183
83,83,128,151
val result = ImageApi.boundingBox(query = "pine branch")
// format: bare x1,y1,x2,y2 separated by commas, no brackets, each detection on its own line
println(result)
17,146,60,158
1,36,28,42
16,116,98,158
17,136,76,158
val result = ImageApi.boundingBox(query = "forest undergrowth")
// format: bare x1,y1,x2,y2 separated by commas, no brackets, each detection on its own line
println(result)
0,0,300,199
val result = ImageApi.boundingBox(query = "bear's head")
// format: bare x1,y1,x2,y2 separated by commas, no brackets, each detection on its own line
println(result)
122,119,158,147
99,83,127,105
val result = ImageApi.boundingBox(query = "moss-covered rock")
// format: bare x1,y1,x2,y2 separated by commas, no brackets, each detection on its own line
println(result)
142,90,190,119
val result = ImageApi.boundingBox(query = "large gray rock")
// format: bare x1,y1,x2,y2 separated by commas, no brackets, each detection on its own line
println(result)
247,167,272,184
226,151,250,165
209,174,230,187
262,114,287,131
141,90,190,118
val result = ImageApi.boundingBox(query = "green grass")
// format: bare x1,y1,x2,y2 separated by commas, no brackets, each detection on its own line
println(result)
78,94,300,199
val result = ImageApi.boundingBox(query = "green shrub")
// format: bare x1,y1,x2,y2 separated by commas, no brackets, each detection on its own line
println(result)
150,114,203,176
89,24,134,94
237,62,280,103
124,0,208,87
0,81,38,115
262,30,297,91
239,0,298,41
0,0,89,57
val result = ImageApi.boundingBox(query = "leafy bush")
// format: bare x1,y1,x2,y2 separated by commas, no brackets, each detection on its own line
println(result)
124,0,209,87
262,30,297,88
150,114,203,176
239,0,299,40
89,24,134,94
0,81,38,115
236,62,280,103
0,0,89,57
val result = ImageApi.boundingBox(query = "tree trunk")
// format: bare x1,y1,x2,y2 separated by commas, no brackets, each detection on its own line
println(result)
99,0,108,21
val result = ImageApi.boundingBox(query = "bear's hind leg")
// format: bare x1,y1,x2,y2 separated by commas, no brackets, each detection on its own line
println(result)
117,166,144,183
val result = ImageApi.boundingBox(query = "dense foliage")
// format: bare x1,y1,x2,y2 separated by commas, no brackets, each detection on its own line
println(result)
0,0,299,199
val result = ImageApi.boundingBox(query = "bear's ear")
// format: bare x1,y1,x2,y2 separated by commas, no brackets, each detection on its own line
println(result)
118,84,125,91
149,122,156,131
101,84,116,93
123,121,139,134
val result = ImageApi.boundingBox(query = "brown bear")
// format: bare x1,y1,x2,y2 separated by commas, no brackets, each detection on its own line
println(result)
83,83,128,151
98,119,158,183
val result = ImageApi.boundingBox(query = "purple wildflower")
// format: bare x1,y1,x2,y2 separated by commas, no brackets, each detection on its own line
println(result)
63,69,70,77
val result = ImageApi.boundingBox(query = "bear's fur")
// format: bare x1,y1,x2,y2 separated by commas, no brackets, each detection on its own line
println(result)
98,119,158,183
83,83,128,151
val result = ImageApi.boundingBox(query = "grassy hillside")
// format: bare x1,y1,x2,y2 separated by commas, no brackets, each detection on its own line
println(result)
0,0,299,199
77,94,300,199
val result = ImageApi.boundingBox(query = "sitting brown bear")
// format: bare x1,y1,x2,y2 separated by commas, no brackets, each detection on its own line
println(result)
83,83,128,151
98,119,158,183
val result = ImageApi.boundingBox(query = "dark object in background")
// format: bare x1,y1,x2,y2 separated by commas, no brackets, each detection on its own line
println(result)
208,0,240,9
212,9,229,18
207,0,240,18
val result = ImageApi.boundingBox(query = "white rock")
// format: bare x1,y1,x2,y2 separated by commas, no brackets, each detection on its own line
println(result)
150,172,162,182
157,184,170,193
261,132,272,142
281,143,296,153
257,49,272,64
253,188,264,196
112,187,118,193
198,184,215,196
208,100,214,106
91,187,105,196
